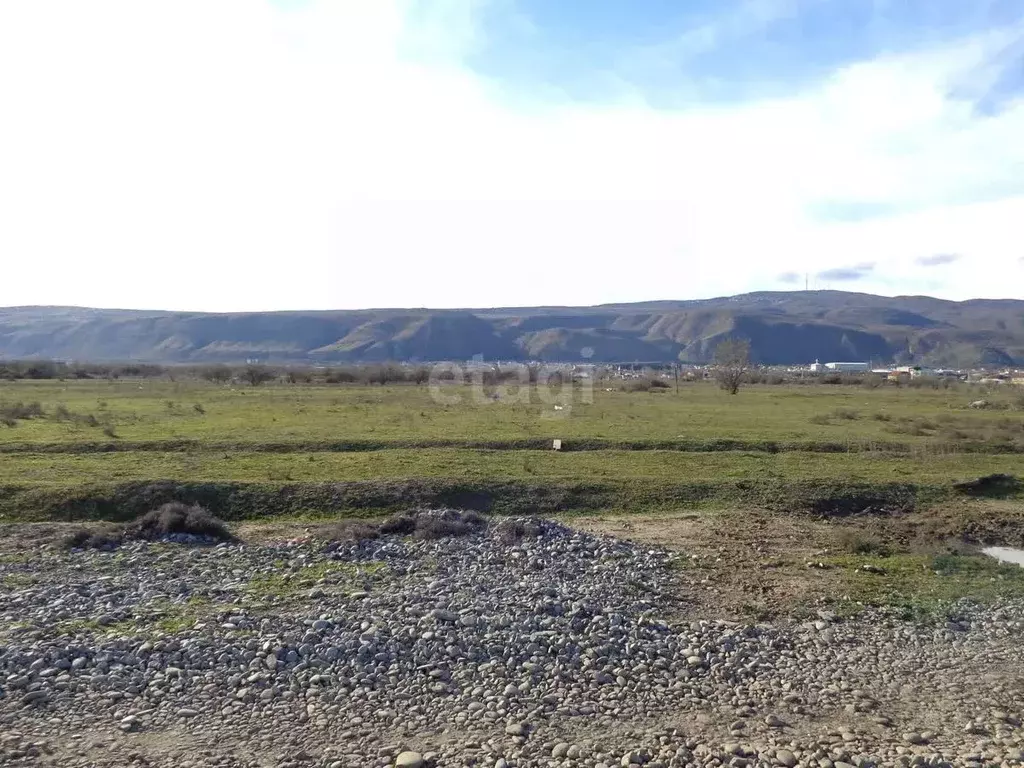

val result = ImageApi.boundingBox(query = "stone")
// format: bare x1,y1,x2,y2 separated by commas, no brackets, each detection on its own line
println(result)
18,691,48,706
504,722,529,737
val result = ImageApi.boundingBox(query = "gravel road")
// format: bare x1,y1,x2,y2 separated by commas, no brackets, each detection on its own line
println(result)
1,512,1022,767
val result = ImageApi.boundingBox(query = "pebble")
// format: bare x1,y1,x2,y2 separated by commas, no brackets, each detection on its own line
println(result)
0,509,1020,768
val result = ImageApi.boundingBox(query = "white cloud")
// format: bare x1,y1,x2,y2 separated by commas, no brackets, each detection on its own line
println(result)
0,0,1021,311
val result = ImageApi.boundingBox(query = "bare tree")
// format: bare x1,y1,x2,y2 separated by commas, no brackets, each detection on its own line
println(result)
201,365,233,384
713,338,751,395
242,364,275,387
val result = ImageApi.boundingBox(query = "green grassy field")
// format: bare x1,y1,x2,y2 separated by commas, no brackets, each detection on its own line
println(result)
0,379,1021,520
1,448,1021,485
1,379,1022,448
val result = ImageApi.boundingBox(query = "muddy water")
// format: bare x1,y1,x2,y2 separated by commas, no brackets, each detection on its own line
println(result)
983,546,1024,567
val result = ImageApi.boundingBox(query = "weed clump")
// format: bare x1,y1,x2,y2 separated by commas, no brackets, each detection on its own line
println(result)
831,408,860,420
952,473,1022,498
0,401,45,425
411,509,486,540
323,520,381,542
61,525,124,550
324,509,489,543
127,502,234,541
494,518,543,544
378,513,417,536
835,528,892,557
620,379,670,393
63,502,233,548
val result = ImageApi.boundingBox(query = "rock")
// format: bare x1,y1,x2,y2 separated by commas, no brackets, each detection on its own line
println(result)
552,743,571,758
0,509,1022,766
18,691,48,707
775,749,797,767
394,752,424,768
504,722,529,737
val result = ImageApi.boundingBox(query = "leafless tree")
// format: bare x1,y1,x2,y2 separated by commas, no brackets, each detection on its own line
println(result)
201,365,232,384
713,337,751,395
242,364,275,387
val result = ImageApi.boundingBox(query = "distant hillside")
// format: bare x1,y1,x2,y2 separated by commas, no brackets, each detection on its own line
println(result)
1,291,1023,366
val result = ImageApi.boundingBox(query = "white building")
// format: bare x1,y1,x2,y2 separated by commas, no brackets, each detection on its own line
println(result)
824,361,869,372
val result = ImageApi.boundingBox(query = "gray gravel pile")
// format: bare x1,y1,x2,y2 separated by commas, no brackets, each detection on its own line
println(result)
0,511,1022,767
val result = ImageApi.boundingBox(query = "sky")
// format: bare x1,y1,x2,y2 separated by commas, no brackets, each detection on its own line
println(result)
1,0,1023,311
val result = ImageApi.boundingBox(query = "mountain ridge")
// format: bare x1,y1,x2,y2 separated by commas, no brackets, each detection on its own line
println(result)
1,291,1022,367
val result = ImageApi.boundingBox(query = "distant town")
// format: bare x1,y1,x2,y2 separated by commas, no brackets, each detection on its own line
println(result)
580,360,1024,386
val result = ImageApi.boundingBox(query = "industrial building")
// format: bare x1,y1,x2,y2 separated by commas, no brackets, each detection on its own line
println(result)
823,361,870,372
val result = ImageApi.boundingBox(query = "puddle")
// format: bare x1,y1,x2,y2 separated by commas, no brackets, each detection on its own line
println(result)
982,547,1024,567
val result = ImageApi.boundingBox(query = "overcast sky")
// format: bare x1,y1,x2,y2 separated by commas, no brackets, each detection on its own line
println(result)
1,0,1022,311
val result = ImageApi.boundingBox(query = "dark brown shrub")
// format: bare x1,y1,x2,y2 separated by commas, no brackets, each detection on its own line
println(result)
127,502,233,541
835,528,892,556
831,408,860,420
379,513,417,535
323,520,381,542
494,518,542,543
412,510,486,540
0,401,45,421
62,525,124,550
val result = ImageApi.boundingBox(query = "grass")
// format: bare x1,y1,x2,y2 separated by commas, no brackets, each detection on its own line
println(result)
573,506,1024,620
1,572,38,588
8,595,222,638
0,379,1019,521
0,449,1021,485
149,595,213,634
244,560,386,598
55,617,140,636
0,380,1021,449
0,449,1018,520
825,553,1024,618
